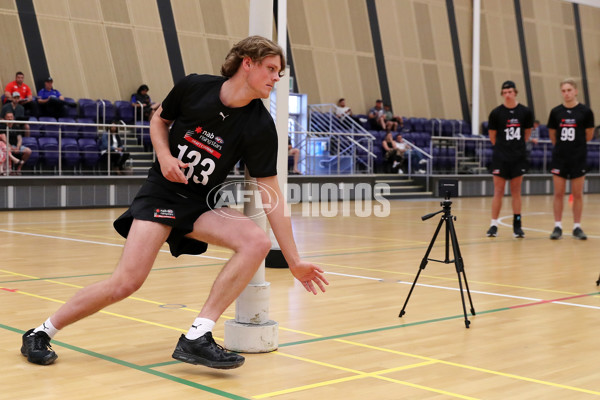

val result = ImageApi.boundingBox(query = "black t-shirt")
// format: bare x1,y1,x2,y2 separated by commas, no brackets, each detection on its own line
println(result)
0,124,24,146
147,74,278,202
547,103,594,161
488,103,534,160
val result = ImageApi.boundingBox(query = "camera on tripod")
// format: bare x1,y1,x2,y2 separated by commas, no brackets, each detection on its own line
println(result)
438,179,458,200
399,178,475,328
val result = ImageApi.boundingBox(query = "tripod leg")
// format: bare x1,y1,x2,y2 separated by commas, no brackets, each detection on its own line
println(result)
447,217,474,328
399,216,445,318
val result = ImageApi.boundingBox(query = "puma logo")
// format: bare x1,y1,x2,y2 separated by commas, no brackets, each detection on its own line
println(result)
219,112,229,121
191,324,202,329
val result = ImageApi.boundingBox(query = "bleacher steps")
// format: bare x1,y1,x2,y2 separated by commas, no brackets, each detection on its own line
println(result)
374,175,432,200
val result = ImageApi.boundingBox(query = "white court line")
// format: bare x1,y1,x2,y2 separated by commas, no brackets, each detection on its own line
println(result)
0,218,114,226
0,229,228,261
325,271,383,281
397,281,600,310
398,281,541,301
498,213,600,238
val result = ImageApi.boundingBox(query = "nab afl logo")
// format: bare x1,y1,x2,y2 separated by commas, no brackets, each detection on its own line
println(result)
215,136,224,144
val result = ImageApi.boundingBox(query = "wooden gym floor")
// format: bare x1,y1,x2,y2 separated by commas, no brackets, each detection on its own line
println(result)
1,194,599,399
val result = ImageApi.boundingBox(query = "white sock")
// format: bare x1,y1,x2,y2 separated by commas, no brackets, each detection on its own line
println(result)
491,219,498,227
573,223,581,230
185,317,215,340
555,221,562,229
33,318,59,339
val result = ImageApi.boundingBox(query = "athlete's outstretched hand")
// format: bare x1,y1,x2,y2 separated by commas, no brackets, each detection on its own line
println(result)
290,261,329,295
160,155,189,184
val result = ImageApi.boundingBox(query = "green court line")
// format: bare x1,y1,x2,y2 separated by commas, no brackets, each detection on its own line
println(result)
0,263,225,285
2,323,249,400
144,360,183,368
279,310,496,347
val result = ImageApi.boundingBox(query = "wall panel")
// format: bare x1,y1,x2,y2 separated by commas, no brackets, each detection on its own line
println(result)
304,0,333,48
178,35,213,76
198,0,227,35
0,13,31,87
171,0,204,34
135,29,173,101
99,0,130,25
73,22,117,100
128,0,161,29
37,17,84,98
67,0,101,21
294,48,320,104
335,53,362,107
106,26,143,101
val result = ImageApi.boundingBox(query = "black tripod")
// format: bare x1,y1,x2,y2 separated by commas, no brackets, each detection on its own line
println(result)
399,198,476,328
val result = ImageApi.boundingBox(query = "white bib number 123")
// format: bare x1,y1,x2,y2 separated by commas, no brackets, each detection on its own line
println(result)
176,144,216,185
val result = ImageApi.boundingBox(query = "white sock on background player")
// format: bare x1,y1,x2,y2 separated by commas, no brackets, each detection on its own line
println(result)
555,221,562,229
490,219,498,227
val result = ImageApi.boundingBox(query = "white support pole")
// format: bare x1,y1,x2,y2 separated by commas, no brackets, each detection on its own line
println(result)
471,0,481,136
224,0,279,353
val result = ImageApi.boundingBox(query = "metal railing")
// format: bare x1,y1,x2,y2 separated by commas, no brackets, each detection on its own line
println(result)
0,119,148,176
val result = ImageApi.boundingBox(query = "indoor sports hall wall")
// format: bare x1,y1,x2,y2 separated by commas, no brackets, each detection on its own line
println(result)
0,0,598,127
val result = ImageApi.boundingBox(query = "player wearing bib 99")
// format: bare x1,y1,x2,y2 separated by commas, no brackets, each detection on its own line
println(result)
547,78,595,240
486,81,534,238
21,36,329,369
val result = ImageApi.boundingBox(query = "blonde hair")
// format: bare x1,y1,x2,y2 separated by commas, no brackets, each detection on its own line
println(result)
221,35,286,78
560,78,577,89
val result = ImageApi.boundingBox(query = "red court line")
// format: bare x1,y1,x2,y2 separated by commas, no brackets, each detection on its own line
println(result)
510,293,593,309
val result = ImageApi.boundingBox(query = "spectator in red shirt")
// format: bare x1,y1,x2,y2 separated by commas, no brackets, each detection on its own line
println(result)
4,71,39,117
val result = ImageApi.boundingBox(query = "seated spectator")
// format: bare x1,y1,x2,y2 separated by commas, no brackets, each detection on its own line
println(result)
0,132,23,175
99,123,130,174
288,136,301,174
0,112,31,174
4,71,38,117
131,84,159,121
395,133,427,173
37,77,74,118
383,104,403,132
368,99,386,130
382,131,403,173
1,92,30,136
335,98,352,119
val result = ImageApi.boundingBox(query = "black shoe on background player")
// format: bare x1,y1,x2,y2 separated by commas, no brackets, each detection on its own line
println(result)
572,227,587,240
486,225,498,237
513,215,524,238
172,332,245,369
550,227,562,240
21,329,58,365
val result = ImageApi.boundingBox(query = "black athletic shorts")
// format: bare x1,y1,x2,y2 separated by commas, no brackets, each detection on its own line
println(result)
490,155,528,180
550,157,587,179
113,180,215,257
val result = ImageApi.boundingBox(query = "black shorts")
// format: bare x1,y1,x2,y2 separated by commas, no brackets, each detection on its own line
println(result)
490,155,528,180
550,157,587,179
113,180,214,257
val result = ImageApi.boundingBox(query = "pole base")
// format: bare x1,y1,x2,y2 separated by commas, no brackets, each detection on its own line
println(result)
266,248,288,268
224,319,278,353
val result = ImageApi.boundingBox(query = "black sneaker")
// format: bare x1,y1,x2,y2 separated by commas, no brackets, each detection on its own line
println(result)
486,225,498,237
513,227,525,238
172,332,244,369
550,227,562,240
21,329,58,365
513,216,524,238
572,227,587,240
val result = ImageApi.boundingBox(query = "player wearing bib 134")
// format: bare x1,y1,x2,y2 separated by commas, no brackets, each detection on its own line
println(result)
486,80,534,238
547,78,595,240
20,36,329,369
